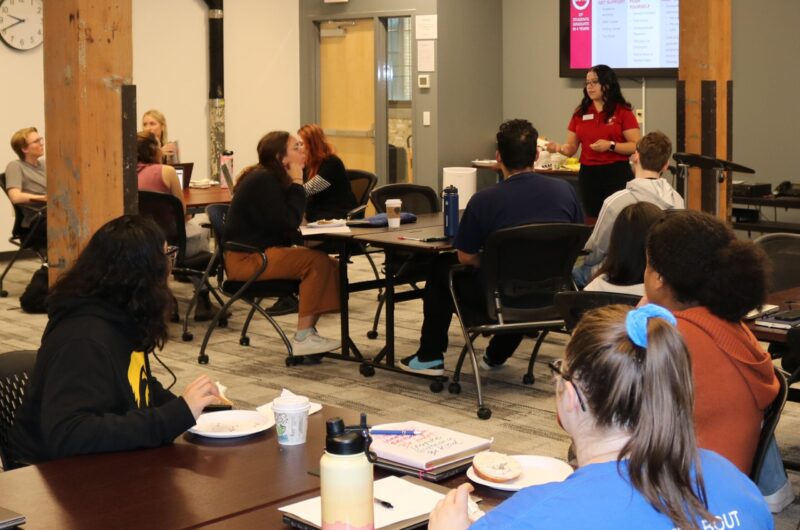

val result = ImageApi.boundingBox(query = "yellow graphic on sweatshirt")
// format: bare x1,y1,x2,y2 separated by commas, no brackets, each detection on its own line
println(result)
127,351,150,407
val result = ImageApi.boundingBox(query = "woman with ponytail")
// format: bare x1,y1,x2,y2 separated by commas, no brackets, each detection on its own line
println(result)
429,305,772,530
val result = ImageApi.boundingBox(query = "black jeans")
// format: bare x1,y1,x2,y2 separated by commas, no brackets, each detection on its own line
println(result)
578,161,633,218
416,253,522,364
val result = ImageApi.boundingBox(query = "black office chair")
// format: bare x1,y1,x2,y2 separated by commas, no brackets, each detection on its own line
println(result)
754,233,800,293
448,223,592,420
346,169,378,220
137,191,222,342
749,366,788,481
197,204,300,365
0,172,47,298
554,291,641,332
0,350,36,471
366,184,440,339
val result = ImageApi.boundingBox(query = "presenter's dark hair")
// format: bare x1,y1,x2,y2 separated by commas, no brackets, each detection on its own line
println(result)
646,210,769,322
596,202,663,286
136,131,161,164
235,131,292,191
566,305,714,530
48,215,172,352
576,64,631,118
496,119,538,171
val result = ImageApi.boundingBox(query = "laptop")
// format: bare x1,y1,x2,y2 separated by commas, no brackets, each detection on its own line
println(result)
172,163,195,189
221,163,235,194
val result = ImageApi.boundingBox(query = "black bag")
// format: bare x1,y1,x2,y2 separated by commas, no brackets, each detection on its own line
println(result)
20,265,49,314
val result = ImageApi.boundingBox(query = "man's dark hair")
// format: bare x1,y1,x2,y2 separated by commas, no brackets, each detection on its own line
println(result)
496,119,538,171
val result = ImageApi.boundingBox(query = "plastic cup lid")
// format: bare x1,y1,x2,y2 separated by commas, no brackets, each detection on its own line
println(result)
272,395,310,412
385,199,402,206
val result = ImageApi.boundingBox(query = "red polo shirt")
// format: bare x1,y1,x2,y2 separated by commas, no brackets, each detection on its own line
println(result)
568,105,639,166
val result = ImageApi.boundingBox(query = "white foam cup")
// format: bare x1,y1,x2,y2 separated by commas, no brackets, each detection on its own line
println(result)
386,198,402,228
272,394,310,445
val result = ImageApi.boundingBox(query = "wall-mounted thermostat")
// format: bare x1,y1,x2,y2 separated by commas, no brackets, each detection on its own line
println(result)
418,74,431,89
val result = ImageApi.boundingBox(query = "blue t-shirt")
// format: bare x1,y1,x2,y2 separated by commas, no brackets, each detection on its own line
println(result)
454,172,583,255
469,450,772,530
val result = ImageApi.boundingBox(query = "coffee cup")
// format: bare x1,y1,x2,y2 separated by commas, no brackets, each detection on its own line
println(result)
272,394,310,445
386,199,402,228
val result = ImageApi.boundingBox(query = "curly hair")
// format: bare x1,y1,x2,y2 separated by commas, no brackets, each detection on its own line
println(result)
48,215,173,351
646,210,769,322
575,64,632,119
496,119,538,171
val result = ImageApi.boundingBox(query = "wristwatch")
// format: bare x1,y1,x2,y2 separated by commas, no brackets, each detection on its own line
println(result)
609,141,616,152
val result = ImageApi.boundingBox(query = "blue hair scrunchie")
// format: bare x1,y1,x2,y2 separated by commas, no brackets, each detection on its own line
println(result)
625,304,677,348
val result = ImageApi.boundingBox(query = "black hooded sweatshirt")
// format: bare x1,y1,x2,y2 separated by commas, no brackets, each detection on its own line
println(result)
9,295,195,464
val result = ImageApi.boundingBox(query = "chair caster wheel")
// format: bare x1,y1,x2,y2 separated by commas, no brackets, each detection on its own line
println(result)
170,313,181,323
522,373,534,385
477,407,492,420
366,330,378,339
448,382,461,394
198,355,209,365
0,290,7,297
286,356,301,367
219,318,228,328
430,381,444,393
182,332,193,342
239,336,250,346
359,363,375,377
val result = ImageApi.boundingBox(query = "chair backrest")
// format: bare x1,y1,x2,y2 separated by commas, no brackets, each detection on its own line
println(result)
137,191,188,262
370,183,440,214
205,204,230,283
554,291,641,332
750,366,788,481
0,350,36,470
754,233,800,293
347,169,378,207
482,223,592,321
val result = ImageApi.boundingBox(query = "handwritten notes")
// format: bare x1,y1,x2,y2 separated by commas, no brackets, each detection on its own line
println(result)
370,421,492,470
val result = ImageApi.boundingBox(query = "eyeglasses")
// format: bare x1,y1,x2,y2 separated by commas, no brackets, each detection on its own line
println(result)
548,359,587,412
28,137,44,146
165,245,179,268
584,80,600,87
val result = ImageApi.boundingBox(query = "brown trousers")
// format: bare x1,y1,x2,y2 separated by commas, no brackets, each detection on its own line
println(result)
226,246,340,318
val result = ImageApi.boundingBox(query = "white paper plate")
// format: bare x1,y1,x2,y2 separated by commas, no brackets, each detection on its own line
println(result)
307,219,346,228
466,455,573,491
189,410,275,438
256,401,323,419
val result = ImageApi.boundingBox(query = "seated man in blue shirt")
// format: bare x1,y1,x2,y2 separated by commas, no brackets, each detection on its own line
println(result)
400,119,583,375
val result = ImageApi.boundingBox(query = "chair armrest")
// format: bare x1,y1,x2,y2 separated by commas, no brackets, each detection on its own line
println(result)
223,241,261,254
346,205,367,220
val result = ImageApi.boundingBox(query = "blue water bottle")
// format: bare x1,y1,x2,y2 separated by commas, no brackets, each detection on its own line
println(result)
443,185,459,238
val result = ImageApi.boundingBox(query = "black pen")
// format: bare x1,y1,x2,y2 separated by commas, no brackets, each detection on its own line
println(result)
374,498,394,509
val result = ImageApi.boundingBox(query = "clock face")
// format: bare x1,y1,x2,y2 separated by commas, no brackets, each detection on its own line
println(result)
0,0,43,51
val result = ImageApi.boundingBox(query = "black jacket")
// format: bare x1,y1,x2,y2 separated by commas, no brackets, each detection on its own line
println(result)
306,156,357,222
9,295,195,463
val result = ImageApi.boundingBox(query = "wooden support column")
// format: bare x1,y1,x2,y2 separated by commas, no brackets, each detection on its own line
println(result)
677,0,732,219
43,1,133,282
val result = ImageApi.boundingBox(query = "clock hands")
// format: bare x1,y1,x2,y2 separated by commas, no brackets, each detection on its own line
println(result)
7,15,25,23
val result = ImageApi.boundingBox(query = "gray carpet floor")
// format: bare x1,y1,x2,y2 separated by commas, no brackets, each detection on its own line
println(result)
0,254,798,528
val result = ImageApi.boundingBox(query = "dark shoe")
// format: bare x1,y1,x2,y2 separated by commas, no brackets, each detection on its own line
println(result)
267,295,299,316
479,354,505,371
399,354,444,376
194,292,231,322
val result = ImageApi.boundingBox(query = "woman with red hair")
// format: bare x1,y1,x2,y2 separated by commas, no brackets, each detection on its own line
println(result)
298,124,357,222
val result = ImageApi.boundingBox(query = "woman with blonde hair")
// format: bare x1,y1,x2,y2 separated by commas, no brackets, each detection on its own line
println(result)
430,304,772,530
142,109,178,163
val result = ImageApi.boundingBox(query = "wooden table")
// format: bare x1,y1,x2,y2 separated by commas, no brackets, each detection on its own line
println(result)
748,286,800,344
184,186,232,212
0,405,505,529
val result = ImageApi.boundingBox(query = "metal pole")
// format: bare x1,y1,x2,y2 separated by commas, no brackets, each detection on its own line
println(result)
205,0,224,183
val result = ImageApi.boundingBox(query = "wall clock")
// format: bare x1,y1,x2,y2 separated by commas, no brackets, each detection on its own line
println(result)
0,0,43,51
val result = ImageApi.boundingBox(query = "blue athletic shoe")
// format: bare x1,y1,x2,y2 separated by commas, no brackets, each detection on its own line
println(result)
399,354,444,376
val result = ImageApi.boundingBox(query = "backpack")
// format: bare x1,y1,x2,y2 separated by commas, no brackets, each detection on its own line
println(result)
20,265,49,314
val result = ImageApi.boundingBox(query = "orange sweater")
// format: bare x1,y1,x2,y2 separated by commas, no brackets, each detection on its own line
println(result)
675,306,779,474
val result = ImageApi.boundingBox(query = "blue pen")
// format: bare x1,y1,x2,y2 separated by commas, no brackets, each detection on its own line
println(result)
370,429,419,436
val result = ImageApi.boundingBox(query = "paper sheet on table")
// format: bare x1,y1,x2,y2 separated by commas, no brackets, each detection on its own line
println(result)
300,225,352,235
278,475,445,529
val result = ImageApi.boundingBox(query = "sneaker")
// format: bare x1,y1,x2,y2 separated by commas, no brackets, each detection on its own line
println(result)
479,355,505,371
291,331,340,356
399,354,444,376
267,295,299,316
764,477,795,513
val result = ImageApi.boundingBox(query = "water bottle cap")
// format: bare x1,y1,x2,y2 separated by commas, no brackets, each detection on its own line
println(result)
326,431,366,455
444,185,458,194
223,150,234,156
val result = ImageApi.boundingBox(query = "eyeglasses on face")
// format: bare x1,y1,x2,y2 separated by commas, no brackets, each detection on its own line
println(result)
584,80,600,87
28,137,44,146
548,359,587,412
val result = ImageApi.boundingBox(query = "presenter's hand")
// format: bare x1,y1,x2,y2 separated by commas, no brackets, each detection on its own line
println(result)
288,162,304,184
182,375,221,419
429,483,473,530
546,141,560,153
589,139,612,152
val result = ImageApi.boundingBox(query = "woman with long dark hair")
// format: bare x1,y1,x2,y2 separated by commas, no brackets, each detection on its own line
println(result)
547,64,641,219
429,304,772,529
298,124,357,221
10,215,221,463
644,210,787,508
584,201,663,295
225,131,340,356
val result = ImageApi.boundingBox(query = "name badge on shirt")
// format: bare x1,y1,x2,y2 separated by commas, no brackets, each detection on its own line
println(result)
582,114,594,121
